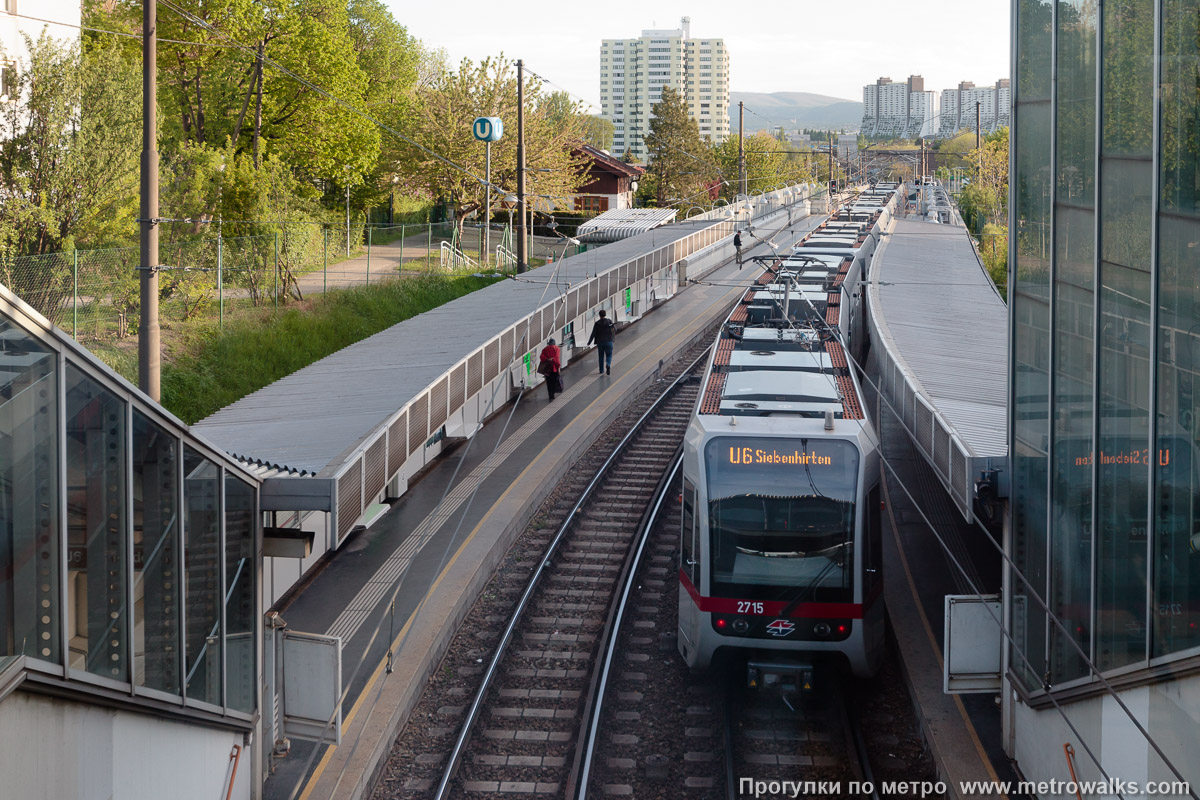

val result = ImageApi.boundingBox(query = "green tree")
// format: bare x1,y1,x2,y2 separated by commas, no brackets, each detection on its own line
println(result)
712,131,789,198
0,33,140,257
643,87,717,206
391,56,588,237
582,116,615,151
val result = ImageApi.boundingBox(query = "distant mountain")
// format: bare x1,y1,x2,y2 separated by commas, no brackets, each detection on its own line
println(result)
729,91,863,132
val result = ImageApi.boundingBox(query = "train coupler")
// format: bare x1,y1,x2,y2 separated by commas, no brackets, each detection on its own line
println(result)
746,660,815,703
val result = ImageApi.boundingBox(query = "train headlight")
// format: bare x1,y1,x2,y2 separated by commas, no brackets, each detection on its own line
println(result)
814,623,832,637
731,618,751,634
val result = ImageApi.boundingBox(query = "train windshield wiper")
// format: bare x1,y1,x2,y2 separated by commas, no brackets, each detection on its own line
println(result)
735,540,850,559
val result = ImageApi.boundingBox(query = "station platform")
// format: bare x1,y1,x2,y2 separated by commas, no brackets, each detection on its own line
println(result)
263,221,819,800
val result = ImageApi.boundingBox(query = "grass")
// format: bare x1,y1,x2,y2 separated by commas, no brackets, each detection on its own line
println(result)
96,273,504,424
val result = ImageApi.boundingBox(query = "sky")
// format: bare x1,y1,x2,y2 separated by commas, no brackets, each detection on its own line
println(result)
387,0,1011,111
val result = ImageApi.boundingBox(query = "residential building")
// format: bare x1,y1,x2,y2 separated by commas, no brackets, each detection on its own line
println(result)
568,143,644,213
937,78,1012,138
1005,0,1200,793
861,75,939,139
1,0,81,104
599,17,731,162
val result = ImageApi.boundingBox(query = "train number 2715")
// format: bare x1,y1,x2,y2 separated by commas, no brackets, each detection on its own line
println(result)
737,601,764,614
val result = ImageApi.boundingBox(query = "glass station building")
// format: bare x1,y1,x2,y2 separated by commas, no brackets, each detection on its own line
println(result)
0,283,264,798
1008,0,1200,789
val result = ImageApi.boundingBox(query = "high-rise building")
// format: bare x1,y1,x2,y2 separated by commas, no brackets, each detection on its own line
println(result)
937,78,1011,138
1005,0,1199,791
599,17,730,162
1,0,81,106
861,75,939,138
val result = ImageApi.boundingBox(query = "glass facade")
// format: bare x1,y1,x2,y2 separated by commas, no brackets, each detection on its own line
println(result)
1012,0,1200,690
0,298,258,718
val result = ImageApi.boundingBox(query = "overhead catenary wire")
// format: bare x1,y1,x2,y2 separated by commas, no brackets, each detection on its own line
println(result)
744,206,1197,799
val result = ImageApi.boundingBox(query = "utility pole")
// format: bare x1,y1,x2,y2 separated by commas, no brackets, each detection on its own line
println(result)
738,101,746,196
827,132,834,195
138,0,160,400
516,59,528,273
975,100,982,176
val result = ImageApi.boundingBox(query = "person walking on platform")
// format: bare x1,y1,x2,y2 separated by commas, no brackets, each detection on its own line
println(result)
538,338,562,401
587,309,615,375
734,230,743,267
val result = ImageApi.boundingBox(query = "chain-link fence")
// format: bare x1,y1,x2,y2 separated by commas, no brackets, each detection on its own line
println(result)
0,221,540,345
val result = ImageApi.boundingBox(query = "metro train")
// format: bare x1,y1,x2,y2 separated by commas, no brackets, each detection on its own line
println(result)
676,186,897,681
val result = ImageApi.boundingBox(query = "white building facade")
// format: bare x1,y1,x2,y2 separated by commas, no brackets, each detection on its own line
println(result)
937,79,1012,138
861,75,940,139
1,0,81,102
599,17,731,162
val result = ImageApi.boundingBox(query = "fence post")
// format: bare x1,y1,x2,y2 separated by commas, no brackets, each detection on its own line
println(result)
218,234,224,331
366,225,371,285
72,250,78,338
426,223,432,268
274,232,279,311
399,224,406,275
323,226,328,294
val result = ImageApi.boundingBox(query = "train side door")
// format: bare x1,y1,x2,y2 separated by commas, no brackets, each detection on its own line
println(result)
678,477,700,655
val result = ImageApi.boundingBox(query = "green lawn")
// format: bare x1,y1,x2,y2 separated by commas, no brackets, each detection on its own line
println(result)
92,273,503,424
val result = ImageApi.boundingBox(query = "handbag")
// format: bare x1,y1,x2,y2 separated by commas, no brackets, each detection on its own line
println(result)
537,359,554,376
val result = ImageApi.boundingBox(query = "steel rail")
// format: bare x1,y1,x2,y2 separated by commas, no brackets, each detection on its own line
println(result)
432,345,712,800
572,454,683,800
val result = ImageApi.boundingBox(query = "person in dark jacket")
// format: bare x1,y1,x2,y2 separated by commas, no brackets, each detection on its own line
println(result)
587,309,615,375
734,230,743,267
538,338,562,400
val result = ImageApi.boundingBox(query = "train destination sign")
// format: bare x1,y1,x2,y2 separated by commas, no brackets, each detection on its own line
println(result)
725,446,834,466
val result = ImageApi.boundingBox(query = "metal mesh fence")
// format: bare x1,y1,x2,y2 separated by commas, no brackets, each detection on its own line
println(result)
0,222,520,345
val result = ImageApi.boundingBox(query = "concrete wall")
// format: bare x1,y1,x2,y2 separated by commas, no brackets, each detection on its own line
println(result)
1009,676,1200,797
1,0,81,63
0,691,251,800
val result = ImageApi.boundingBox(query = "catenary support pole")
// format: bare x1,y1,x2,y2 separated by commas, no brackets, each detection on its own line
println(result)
738,101,745,196
138,0,161,400
516,59,528,273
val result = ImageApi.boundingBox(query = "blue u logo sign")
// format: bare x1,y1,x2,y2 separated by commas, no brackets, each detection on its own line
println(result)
472,117,503,142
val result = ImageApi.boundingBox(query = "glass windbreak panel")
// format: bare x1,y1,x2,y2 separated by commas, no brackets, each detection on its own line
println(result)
65,364,129,682
183,446,221,705
1011,0,1053,690
1048,0,1098,684
132,410,180,695
1154,0,1200,659
1094,0,1155,672
705,438,859,603
0,314,59,663
224,474,255,713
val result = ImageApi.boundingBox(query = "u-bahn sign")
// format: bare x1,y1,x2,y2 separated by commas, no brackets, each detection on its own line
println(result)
472,117,503,142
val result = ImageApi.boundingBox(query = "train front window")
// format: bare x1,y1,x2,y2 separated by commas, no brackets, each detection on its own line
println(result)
705,437,859,603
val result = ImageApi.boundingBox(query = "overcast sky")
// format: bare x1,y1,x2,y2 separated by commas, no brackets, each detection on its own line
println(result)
388,0,1011,111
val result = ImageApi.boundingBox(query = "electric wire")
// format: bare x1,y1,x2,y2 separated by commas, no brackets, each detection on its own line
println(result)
744,204,1197,798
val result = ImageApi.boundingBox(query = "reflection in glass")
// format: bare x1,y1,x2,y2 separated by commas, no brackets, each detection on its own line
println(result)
225,475,255,713
66,365,128,682
132,410,180,694
1154,0,1200,658
1011,0,1054,693
1095,0,1155,671
183,446,221,705
0,314,59,663
1048,0,1097,683
705,438,859,604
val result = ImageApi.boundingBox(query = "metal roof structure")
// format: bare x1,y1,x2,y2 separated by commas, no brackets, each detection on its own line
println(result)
192,187,809,539
868,214,1008,520
576,208,679,243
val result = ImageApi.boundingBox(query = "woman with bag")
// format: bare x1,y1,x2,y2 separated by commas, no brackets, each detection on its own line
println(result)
538,338,563,401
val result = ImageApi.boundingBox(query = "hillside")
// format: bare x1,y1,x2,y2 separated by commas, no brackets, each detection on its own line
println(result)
729,91,863,131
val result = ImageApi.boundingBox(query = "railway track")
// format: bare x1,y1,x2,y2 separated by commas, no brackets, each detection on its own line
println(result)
371,339,712,800
721,672,879,800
